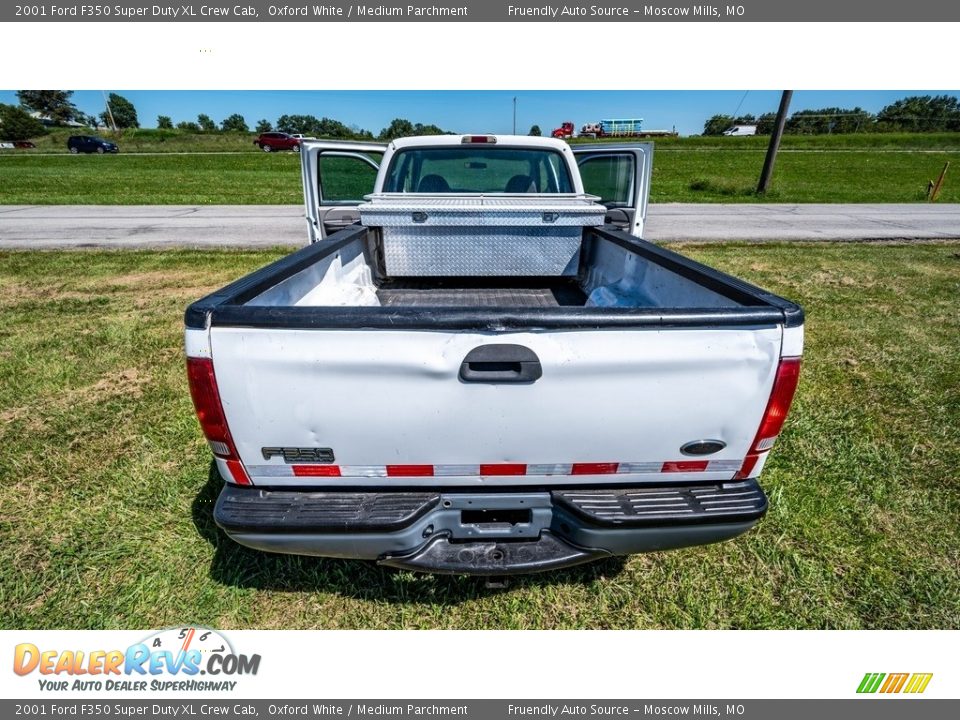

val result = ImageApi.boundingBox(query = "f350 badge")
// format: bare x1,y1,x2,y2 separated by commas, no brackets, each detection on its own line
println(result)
261,447,335,463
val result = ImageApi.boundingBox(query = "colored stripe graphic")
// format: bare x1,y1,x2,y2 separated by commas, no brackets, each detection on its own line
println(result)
857,673,885,693
904,673,933,694
880,673,908,693
857,672,932,694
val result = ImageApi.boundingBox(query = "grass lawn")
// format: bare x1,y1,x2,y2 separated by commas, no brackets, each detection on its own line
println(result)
0,153,303,205
1,243,958,629
2,133,959,204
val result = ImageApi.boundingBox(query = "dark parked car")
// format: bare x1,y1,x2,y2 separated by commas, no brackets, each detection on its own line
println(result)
67,136,119,154
253,132,301,153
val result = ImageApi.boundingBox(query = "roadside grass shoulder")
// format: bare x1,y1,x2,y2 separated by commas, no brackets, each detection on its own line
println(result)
0,243,957,629
2,132,959,204
0,153,303,204
651,148,959,202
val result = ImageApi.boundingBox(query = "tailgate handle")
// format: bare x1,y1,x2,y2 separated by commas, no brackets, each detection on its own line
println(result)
459,344,542,383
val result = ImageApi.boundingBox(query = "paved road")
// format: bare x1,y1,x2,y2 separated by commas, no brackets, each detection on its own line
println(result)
647,203,960,242
1,204,958,249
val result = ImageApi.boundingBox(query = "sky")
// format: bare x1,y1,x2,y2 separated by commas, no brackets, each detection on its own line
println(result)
2,89,958,137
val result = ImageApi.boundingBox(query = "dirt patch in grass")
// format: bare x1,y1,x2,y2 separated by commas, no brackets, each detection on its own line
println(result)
84,368,149,402
74,269,220,306
0,407,32,427
0,282,95,305
808,269,878,288
103,269,210,291
1,271,215,303
1,367,151,431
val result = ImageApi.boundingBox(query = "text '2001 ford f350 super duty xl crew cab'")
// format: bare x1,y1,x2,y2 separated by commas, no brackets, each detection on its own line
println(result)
185,135,804,575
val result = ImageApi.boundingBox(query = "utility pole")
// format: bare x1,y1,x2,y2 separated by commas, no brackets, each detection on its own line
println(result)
757,90,792,194
102,90,117,132
512,96,517,135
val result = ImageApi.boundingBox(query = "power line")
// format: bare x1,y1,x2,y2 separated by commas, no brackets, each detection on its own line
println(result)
730,90,749,119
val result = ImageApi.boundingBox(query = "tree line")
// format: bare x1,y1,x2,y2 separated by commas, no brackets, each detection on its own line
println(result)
5,90,960,143
1,91,139,140
702,95,960,136
161,114,450,140
2,90,451,142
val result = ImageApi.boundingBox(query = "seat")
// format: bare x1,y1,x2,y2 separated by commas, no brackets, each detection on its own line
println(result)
505,175,538,193
417,174,451,193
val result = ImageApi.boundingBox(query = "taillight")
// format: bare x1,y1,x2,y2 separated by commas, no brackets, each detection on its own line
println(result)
461,135,497,144
734,357,802,480
186,357,250,485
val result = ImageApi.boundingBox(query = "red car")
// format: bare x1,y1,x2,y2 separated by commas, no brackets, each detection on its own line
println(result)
253,132,301,153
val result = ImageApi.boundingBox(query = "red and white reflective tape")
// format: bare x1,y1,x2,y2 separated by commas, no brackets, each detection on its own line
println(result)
245,459,744,478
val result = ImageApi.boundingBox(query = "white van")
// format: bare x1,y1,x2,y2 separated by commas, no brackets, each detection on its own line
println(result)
722,125,758,136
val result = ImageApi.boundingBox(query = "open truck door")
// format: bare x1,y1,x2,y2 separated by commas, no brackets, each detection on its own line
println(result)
300,140,387,243
573,143,653,238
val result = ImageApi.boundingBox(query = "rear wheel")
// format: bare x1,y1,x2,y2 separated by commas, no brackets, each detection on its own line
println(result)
292,145,301,153
69,147,79,154
262,144,272,152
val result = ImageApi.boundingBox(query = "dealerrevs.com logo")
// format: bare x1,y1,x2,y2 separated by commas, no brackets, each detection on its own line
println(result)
13,627,261,692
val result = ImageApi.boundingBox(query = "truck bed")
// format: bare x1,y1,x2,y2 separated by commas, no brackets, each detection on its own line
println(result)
186,224,802,331
205,224,796,320
375,277,587,308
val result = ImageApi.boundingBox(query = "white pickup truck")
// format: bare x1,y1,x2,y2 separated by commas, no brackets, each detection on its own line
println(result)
185,134,804,575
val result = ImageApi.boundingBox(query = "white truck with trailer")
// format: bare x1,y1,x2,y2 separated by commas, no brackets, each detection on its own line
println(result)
185,134,804,575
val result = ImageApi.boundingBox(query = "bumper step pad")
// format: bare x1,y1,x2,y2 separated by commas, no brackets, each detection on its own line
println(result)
552,480,767,527
215,488,440,533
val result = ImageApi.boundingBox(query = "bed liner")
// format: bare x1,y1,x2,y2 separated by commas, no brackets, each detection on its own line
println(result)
376,277,588,308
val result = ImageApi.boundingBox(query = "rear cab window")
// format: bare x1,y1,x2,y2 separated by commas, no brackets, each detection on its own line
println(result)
383,146,574,194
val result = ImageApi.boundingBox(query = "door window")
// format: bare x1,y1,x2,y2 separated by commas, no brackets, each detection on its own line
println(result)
577,153,636,207
318,153,382,204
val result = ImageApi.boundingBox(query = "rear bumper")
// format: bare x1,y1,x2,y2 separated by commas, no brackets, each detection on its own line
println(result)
214,480,767,575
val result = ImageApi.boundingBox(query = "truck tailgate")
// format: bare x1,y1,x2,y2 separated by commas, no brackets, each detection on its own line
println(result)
209,325,783,486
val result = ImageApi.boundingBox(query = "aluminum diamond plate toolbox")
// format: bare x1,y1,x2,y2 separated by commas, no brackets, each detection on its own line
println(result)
359,194,606,276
